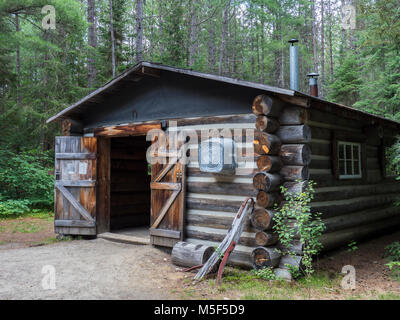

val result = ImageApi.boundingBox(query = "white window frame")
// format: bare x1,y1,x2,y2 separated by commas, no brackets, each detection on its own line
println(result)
337,141,362,179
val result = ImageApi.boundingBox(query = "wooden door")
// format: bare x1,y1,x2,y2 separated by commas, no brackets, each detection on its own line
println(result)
54,136,97,235
150,154,186,247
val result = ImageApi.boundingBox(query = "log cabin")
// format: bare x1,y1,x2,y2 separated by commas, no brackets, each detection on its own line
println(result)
47,61,400,275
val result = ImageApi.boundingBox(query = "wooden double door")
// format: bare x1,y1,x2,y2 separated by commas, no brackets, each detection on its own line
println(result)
53,135,186,247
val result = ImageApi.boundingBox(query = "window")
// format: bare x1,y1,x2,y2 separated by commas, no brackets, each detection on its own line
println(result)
338,141,362,179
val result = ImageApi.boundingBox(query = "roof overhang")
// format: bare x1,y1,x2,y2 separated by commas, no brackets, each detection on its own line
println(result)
46,61,400,129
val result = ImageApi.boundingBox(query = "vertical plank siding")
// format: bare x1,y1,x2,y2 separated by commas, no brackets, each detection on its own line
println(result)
54,137,97,235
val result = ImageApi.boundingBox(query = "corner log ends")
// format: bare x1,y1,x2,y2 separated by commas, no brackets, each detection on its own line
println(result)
256,155,283,172
254,131,281,155
280,165,310,181
256,191,281,208
255,231,279,246
280,144,311,166
276,125,311,144
250,207,276,230
253,172,282,192
250,94,310,274
252,95,284,118
255,115,280,133
251,246,281,269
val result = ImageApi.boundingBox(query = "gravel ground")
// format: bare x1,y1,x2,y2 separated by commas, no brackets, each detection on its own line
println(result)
0,239,181,300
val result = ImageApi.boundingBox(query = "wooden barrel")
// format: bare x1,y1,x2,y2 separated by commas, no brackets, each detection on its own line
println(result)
171,241,214,267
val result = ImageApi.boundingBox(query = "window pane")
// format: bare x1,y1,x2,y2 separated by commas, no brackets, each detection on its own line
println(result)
338,144,344,159
346,160,353,175
353,145,359,160
339,160,345,175
354,160,360,175
346,145,352,160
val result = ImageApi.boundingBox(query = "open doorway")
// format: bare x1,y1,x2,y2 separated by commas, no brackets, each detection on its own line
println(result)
109,136,151,240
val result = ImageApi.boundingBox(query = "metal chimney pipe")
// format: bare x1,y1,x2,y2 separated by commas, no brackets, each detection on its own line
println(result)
288,39,299,91
307,72,319,97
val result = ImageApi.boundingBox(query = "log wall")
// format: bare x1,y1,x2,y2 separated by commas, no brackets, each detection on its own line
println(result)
173,114,258,269
307,106,400,251
155,97,400,273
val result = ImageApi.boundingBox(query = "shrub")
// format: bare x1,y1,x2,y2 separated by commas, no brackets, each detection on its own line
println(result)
385,242,400,281
385,242,400,262
273,180,326,278
386,137,400,179
251,267,276,280
0,148,54,211
0,199,30,216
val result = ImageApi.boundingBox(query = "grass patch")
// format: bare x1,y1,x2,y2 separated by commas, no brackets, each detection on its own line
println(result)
377,292,400,300
1,218,46,233
0,210,53,234
193,267,343,300
0,209,53,221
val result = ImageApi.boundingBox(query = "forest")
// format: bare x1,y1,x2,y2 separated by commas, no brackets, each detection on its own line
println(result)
0,0,399,212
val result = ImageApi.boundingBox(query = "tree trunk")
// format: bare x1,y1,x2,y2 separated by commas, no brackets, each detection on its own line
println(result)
188,0,198,67
320,0,325,97
109,0,116,78
218,0,230,76
311,0,318,73
260,5,265,83
328,0,333,76
136,0,144,62
158,0,163,58
87,0,97,87
15,13,21,104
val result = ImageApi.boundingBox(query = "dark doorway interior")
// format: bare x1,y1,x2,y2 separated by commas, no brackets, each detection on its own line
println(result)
110,136,151,231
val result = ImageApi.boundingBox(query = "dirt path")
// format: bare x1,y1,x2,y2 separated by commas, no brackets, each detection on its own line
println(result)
0,214,399,300
0,239,183,300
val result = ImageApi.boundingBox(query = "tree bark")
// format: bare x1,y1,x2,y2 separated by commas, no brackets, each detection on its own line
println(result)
188,0,198,67
320,0,325,97
158,0,163,58
87,0,97,87
311,0,318,73
328,0,333,75
136,0,144,62
218,0,230,76
109,0,116,78
15,13,21,104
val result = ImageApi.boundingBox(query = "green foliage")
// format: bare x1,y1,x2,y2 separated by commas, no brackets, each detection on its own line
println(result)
250,266,276,281
327,54,362,106
385,242,400,262
0,199,30,216
214,246,225,260
385,242,400,281
285,264,302,280
347,240,358,254
386,137,400,179
273,180,326,278
0,149,54,212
